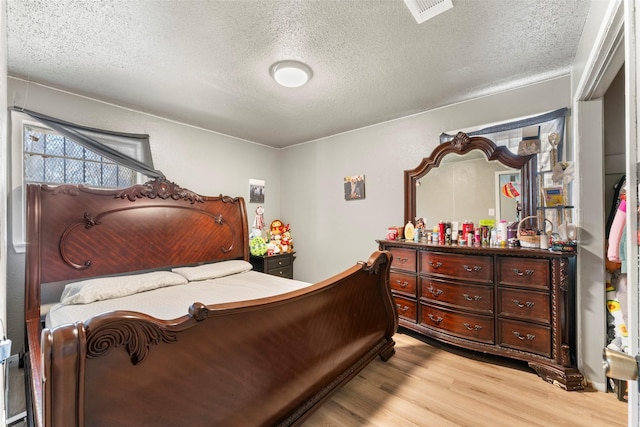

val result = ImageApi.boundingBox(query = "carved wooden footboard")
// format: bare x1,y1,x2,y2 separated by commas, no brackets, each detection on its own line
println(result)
35,251,396,427
24,180,397,427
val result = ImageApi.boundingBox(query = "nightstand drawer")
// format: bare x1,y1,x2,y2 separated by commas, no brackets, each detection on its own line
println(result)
267,265,293,279
265,255,292,271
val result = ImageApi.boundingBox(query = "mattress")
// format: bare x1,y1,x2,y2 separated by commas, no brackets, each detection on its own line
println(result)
46,270,311,329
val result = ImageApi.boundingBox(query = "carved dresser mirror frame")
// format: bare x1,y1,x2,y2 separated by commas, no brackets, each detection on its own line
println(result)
404,132,538,225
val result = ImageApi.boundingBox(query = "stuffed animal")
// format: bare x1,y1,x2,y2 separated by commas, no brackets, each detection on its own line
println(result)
270,219,284,239
281,224,293,252
249,236,267,256
268,219,294,253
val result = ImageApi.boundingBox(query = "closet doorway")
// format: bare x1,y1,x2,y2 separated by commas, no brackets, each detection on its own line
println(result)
576,0,640,424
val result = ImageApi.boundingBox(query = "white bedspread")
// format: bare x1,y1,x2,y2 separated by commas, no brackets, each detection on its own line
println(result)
46,271,311,329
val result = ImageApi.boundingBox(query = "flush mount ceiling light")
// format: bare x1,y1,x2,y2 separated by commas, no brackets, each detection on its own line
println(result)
270,60,312,88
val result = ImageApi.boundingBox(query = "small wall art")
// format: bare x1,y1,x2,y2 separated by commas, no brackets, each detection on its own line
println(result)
344,175,365,201
249,178,265,203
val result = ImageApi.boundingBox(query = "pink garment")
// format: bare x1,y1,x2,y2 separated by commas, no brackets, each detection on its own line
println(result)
608,199,626,262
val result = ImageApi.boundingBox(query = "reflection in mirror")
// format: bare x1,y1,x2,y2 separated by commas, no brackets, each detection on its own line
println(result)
416,151,519,225
495,169,521,223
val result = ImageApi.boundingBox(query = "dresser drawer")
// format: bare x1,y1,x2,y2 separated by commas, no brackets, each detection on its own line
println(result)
420,252,493,283
390,248,417,272
394,295,417,322
498,318,551,357
497,257,549,290
390,271,417,297
420,277,493,314
498,288,550,324
420,304,494,344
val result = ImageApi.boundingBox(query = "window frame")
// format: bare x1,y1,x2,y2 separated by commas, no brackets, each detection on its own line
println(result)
10,111,146,253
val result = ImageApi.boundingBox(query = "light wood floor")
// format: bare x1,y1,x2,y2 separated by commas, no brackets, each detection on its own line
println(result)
303,331,628,427
6,332,627,427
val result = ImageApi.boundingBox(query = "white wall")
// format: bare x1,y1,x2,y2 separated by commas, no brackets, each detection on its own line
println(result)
6,78,283,353
282,76,572,283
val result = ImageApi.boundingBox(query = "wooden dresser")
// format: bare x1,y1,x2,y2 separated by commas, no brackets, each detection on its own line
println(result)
378,239,583,390
250,252,295,279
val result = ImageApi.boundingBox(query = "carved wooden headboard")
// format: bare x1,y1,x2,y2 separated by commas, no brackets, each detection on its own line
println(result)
25,178,249,321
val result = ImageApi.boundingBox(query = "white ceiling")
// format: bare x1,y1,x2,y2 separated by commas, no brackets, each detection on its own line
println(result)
7,0,591,148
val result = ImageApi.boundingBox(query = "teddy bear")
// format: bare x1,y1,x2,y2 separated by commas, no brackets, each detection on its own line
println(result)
281,225,293,253
269,219,284,252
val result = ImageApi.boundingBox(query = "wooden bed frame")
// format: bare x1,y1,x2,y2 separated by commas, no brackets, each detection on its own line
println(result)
24,178,397,427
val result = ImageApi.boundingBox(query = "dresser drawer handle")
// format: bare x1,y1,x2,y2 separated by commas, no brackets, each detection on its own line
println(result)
463,294,482,302
513,331,536,341
463,323,482,331
511,268,534,276
395,280,409,288
278,261,283,266
512,299,534,308
396,304,410,313
429,261,443,269
427,314,443,323
463,265,482,272
427,285,443,296
397,256,409,263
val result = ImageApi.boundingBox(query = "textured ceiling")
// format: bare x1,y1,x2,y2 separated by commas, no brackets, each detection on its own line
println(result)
7,0,591,148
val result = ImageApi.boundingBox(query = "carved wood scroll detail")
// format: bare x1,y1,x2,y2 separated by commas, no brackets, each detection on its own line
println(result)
559,258,569,292
359,251,390,275
115,178,204,204
49,184,81,196
58,212,101,270
189,302,210,321
85,303,212,365
86,317,178,365
451,132,472,151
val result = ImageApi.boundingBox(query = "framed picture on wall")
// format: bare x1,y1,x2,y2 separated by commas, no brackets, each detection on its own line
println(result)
249,179,265,203
344,175,365,201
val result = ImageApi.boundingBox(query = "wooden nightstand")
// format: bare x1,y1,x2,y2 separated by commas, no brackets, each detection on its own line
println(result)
250,252,296,279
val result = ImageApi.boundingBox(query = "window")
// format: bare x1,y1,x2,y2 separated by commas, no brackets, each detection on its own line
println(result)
441,108,568,174
11,111,155,252
23,124,136,188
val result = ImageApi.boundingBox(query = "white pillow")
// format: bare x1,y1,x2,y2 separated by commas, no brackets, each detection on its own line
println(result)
60,271,188,305
172,260,253,282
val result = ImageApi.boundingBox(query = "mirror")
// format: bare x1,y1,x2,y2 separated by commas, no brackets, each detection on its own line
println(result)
404,132,537,227
495,169,521,222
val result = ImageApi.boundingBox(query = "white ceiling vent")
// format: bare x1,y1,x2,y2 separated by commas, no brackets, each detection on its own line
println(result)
403,0,453,24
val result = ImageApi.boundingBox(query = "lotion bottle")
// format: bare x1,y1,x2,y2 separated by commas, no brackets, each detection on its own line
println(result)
497,219,508,245
404,221,415,241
